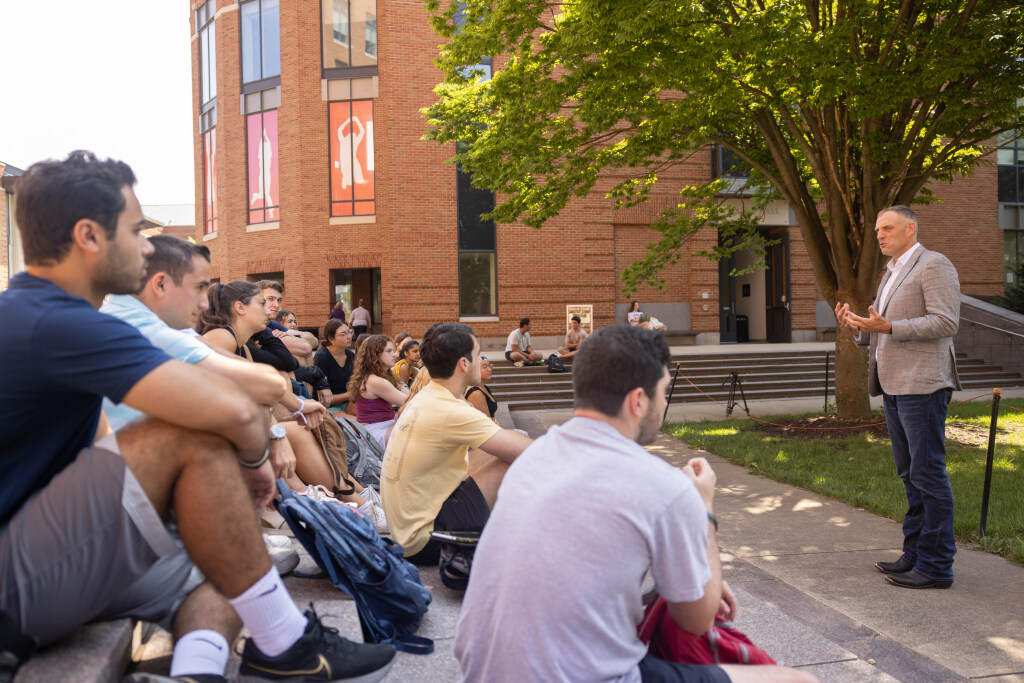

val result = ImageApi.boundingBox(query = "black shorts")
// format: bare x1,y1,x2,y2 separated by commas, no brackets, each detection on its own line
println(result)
504,350,515,361
639,654,730,683
405,477,489,566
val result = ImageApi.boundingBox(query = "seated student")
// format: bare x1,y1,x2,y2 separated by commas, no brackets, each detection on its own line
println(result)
100,235,302,575
0,151,394,682
464,355,498,422
505,317,543,365
314,319,356,415
260,279,317,361
348,335,409,449
557,314,588,359
393,331,412,349
276,308,297,329
455,326,815,683
392,338,421,388
196,281,385,530
381,323,532,565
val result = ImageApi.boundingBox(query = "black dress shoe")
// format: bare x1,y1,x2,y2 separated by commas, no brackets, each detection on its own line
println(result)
875,556,914,574
886,570,953,589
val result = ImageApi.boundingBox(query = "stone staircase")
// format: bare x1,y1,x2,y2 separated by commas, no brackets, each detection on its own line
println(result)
489,349,1024,411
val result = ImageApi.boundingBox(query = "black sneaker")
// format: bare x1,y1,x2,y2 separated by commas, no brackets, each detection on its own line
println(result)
238,608,395,682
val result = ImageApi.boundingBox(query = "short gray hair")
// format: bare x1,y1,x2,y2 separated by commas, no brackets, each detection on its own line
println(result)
881,205,918,229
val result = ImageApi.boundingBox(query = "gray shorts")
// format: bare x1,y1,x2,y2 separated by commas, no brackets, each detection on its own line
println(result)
0,434,197,646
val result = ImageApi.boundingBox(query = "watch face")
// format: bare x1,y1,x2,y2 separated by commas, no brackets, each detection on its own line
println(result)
270,424,287,440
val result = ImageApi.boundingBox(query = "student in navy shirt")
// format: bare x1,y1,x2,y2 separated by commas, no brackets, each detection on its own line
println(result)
0,152,394,682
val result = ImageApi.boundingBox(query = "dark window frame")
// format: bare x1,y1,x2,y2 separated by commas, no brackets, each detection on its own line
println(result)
710,144,750,179
456,166,498,317
197,1,217,107
244,109,281,225
319,0,379,80
239,0,281,87
327,99,377,218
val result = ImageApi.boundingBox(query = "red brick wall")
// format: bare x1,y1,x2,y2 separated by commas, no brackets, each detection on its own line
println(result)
0,183,8,290
189,0,1005,341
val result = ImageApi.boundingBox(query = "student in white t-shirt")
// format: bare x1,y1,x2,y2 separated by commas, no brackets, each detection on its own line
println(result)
505,317,543,365
456,326,817,683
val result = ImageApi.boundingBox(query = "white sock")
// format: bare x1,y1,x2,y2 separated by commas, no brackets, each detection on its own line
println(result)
170,630,229,677
227,568,308,657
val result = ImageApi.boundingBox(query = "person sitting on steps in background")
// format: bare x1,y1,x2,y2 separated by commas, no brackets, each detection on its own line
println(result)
505,317,543,366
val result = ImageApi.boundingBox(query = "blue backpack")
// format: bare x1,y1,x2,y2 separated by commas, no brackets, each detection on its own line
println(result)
274,480,434,654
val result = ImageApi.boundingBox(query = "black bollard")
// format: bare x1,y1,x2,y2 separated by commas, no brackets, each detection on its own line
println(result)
979,388,1002,538
663,361,682,424
824,351,830,413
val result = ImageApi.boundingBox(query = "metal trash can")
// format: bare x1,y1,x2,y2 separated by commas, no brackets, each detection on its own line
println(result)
736,315,749,343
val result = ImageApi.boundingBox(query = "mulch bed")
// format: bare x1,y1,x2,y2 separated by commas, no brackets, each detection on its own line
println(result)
750,415,889,441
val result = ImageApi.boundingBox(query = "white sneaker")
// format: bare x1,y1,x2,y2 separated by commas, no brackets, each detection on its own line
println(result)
360,486,382,505
263,535,299,576
301,484,339,504
358,499,390,536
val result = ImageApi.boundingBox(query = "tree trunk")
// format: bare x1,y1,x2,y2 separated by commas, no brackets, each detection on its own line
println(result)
833,332,872,419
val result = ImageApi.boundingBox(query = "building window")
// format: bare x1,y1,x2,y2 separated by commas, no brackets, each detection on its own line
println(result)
711,145,750,179
321,0,378,76
241,0,280,87
197,1,217,106
997,99,1024,288
329,100,375,217
203,129,218,234
364,14,377,59
457,167,497,316
333,3,348,44
246,110,279,224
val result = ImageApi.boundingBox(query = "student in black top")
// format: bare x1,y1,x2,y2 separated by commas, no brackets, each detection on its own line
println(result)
0,151,393,681
314,319,356,414
465,355,499,421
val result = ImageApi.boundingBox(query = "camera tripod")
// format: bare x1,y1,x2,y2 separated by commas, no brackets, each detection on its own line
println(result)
720,371,750,417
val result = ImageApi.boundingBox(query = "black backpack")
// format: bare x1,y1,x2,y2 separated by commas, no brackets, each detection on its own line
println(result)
547,353,568,373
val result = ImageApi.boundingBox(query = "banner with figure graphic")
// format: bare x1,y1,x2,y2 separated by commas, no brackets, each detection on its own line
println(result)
247,110,279,224
330,100,375,217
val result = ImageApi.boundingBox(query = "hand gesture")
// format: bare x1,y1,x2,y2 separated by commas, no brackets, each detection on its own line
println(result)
682,456,717,512
719,580,738,621
833,302,856,331
241,459,276,509
300,398,327,429
269,434,297,481
844,305,892,334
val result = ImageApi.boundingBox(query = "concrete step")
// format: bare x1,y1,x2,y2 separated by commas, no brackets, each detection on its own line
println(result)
12,619,133,683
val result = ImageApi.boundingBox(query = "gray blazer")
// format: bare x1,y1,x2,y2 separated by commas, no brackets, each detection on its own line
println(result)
854,246,962,397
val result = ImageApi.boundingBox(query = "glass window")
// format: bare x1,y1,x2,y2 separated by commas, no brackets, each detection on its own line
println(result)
241,0,280,84
246,110,279,224
457,168,496,250
321,0,377,73
203,129,218,234
197,2,216,105
364,14,377,58
333,1,348,44
329,100,375,217
459,253,497,316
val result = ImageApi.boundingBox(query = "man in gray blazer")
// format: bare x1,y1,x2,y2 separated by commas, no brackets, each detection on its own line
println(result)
836,205,961,589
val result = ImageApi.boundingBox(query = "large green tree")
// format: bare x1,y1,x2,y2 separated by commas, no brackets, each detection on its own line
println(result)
424,0,1024,418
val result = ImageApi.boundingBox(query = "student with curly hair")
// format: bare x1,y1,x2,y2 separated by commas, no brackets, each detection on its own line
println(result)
348,334,409,448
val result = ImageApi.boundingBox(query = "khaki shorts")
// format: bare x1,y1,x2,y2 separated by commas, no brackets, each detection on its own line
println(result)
0,434,197,646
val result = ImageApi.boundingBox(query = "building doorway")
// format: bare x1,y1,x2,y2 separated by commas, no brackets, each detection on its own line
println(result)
719,227,791,343
330,268,381,332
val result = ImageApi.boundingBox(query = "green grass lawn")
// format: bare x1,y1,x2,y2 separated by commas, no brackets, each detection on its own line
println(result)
664,398,1024,565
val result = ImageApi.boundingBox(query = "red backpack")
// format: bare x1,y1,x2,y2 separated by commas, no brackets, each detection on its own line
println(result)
638,596,776,666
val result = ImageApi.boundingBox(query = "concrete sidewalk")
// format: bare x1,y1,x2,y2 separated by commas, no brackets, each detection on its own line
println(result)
529,395,1024,682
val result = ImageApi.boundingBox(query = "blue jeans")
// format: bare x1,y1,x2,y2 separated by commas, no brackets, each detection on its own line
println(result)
882,388,956,581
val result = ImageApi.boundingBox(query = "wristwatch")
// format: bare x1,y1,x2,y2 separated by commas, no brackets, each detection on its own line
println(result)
269,424,287,440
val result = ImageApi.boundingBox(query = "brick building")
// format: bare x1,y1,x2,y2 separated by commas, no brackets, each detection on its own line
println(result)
187,0,1015,346
1,161,24,291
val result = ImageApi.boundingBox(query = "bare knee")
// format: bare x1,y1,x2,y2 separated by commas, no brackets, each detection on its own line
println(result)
719,665,819,683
